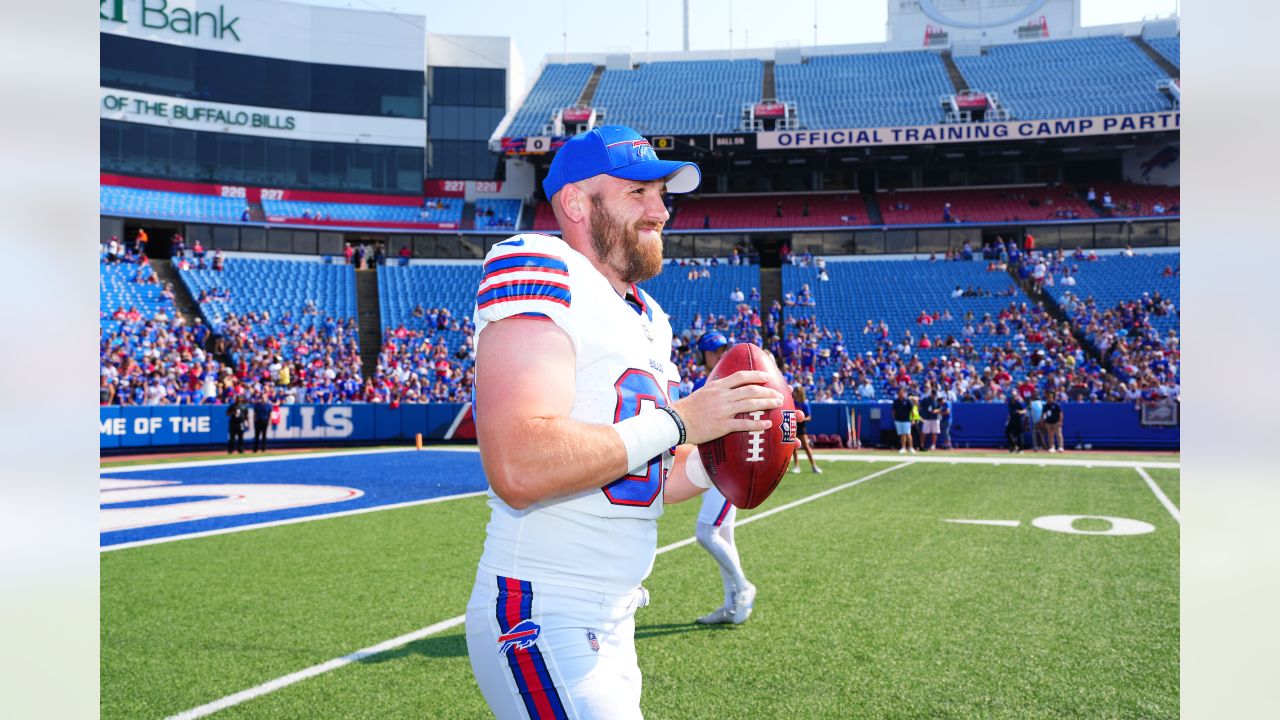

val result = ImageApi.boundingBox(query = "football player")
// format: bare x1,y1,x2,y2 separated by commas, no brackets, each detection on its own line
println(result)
689,332,757,625
464,126,784,719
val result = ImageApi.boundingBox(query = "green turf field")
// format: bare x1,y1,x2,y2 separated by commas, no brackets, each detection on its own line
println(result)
101,458,1178,719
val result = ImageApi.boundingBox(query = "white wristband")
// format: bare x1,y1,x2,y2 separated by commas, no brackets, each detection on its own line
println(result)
613,409,681,474
685,447,711,489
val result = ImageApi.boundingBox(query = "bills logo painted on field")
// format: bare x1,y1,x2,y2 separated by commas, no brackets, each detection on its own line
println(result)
586,630,600,653
496,619,542,655
779,410,797,443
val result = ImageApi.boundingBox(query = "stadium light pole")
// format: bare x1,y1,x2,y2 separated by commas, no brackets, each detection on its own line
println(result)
814,0,818,49
729,0,734,61
683,0,690,51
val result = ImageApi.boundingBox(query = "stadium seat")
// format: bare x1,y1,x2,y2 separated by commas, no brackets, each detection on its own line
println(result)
952,36,1170,120
775,50,954,129
100,185,245,223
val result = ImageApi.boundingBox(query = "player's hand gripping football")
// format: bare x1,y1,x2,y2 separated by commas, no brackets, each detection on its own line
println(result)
671,370,783,446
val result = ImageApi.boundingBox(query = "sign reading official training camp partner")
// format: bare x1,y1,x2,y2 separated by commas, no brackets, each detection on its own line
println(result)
756,111,1180,150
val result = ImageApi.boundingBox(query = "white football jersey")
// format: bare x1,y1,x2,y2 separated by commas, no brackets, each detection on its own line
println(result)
473,233,680,596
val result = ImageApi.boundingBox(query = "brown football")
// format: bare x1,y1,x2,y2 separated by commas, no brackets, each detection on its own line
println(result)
697,343,799,509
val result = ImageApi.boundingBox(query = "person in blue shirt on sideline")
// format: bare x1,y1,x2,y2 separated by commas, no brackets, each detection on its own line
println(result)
1028,391,1046,451
789,385,822,474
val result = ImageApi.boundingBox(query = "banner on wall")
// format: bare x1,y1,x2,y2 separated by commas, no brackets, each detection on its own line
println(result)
755,111,1180,150
101,402,1177,451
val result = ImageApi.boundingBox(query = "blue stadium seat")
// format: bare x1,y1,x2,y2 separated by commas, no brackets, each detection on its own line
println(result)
100,186,245,222
1146,36,1180,69
952,36,1171,120
592,60,763,135
776,51,954,129
473,199,523,231
262,198,462,225
505,64,596,137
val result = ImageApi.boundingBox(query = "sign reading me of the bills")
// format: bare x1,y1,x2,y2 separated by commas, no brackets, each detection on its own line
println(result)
756,111,1179,150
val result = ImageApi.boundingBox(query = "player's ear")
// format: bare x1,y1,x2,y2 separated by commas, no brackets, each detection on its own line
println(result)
559,183,589,225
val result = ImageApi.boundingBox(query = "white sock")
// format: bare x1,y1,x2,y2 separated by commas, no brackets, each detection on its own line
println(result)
696,521,748,601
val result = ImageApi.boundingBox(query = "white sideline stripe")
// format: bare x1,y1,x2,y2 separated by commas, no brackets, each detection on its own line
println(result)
165,614,468,720
101,446,434,474
163,462,909,720
944,519,1022,527
1135,466,1181,524
101,491,487,553
810,453,1179,470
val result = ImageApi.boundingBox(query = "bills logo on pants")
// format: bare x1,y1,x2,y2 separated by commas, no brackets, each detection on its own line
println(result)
497,619,542,655
495,576,569,719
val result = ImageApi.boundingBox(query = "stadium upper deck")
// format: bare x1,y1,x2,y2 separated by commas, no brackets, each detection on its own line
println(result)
495,32,1178,143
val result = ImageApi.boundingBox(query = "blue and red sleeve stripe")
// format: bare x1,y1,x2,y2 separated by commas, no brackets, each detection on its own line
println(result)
477,280,571,309
482,253,569,282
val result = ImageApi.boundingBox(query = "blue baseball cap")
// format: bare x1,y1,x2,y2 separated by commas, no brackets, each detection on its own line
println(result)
698,332,730,353
542,125,701,200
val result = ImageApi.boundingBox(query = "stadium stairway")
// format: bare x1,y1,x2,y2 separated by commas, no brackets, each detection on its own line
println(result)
1005,261,1107,370
1130,36,1180,78
150,259,204,327
760,266,782,319
355,269,384,379
762,60,776,100
863,194,884,225
578,66,606,106
940,50,970,93
247,201,266,222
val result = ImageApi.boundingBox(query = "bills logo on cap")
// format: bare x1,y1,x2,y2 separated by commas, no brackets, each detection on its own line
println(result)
779,410,797,443
632,140,655,161
496,619,542,655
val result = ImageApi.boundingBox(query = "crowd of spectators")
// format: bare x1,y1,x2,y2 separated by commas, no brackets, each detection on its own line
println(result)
99,253,230,406
1056,289,1180,403
761,299,1118,404
212,312,365,404
101,231,1177,409
1009,245,1180,404
372,309,477,405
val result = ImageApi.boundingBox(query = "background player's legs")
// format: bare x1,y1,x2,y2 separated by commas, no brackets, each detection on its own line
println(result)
696,522,746,594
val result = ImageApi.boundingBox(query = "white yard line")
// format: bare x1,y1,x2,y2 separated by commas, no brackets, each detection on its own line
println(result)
812,453,1179,470
162,462,911,719
943,519,1022,527
1134,466,1181,524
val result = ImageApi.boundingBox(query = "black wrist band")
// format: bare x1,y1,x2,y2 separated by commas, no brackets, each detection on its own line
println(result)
660,406,687,446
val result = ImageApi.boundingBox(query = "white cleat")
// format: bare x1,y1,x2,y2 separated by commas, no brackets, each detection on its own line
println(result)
812,466,823,474
908,447,917,454
791,466,801,474
898,448,907,455
696,606,734,625
731,583,757,624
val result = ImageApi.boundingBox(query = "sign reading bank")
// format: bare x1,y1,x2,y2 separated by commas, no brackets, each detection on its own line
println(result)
101,0,242,42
